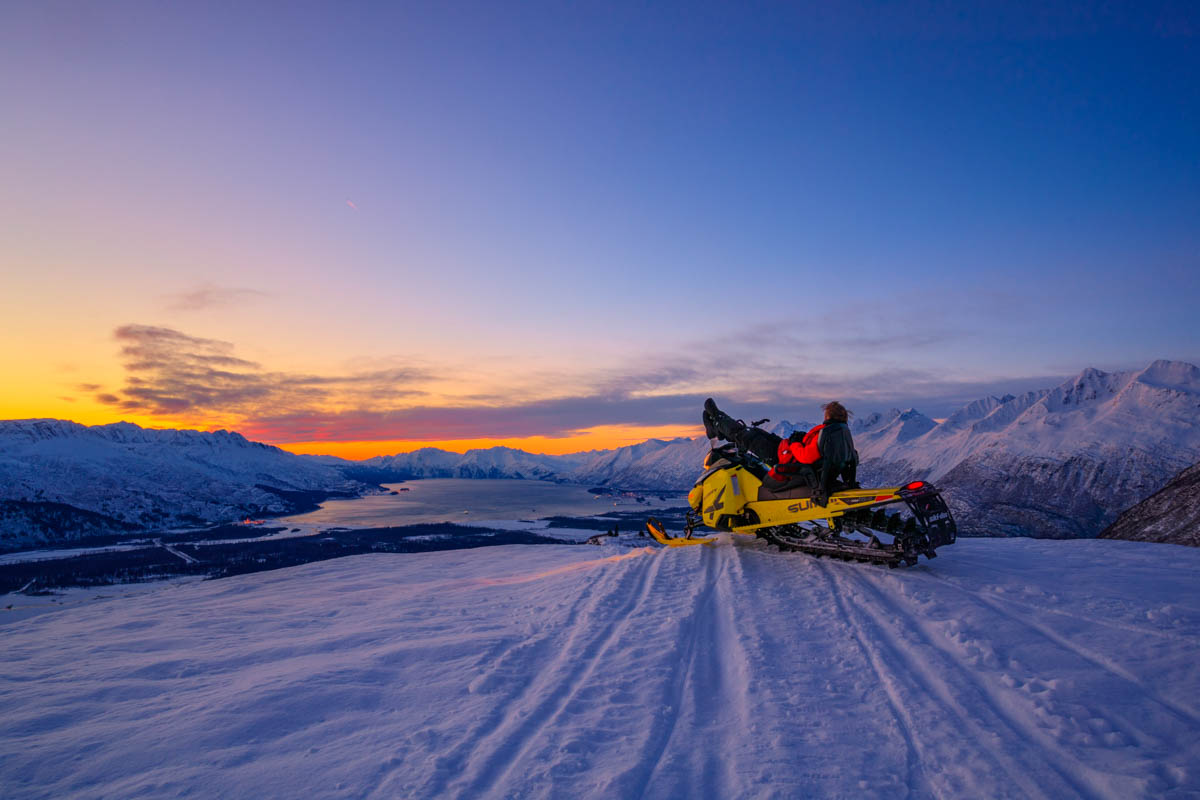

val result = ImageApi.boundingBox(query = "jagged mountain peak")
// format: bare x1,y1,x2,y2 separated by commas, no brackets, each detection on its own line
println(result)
1024,359,1200,421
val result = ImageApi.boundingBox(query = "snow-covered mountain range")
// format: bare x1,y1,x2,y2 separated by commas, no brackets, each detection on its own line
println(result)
365,446,592,481
344,360,1200,539
853,360,1200,537
3,359,1198,547
353,421,812,493
0,420,367,550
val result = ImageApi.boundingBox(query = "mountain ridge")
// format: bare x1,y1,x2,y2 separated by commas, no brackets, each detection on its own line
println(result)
4,359,1199,546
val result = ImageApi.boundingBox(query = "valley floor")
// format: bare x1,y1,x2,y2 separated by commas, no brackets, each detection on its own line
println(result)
2,537,1199,799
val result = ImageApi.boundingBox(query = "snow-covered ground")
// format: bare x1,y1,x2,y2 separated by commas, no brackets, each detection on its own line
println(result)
2,537,1198,799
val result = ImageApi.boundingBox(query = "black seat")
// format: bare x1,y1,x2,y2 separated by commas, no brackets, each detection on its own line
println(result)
758,469,817,501
757,483,815,501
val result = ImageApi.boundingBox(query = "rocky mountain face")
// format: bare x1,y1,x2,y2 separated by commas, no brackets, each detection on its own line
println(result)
1099,461,1200,547
0,420,367,550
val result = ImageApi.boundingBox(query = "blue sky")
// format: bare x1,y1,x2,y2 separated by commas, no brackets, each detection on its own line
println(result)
2,1,1197,451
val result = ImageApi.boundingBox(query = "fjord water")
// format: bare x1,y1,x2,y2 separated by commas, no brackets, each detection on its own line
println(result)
280,478,682,527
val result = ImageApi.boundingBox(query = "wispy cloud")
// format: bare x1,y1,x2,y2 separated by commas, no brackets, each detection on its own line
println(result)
163,284,268,312
94,325,429,417
84,322,1078,444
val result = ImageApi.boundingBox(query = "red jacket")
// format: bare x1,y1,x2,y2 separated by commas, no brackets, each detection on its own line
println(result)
767,424,824,480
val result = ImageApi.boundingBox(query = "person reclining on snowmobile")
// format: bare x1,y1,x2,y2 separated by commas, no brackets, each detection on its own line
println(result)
768,401,860,506
703,398,859,506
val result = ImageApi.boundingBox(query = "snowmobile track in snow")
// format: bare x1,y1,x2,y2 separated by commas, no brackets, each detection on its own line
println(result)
452,549,667,797
919,570,1200,727
817,560,935,800
2,538,1198,800
827,562,1100,799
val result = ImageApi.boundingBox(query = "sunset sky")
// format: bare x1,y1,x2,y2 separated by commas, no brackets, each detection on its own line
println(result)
2,1,1197,459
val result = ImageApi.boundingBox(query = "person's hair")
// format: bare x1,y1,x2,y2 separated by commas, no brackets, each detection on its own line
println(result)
823,401,850,422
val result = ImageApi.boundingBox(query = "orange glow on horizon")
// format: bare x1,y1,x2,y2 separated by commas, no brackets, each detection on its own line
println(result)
276,424,705,459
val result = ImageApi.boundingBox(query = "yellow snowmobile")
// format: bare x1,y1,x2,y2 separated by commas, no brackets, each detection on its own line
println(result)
646,404,956,567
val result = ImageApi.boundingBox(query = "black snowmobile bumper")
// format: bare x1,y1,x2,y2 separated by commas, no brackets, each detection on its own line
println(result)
898,482,957,551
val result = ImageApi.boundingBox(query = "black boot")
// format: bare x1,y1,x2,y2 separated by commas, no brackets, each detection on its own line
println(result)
703,398,721,439
703,398,745,443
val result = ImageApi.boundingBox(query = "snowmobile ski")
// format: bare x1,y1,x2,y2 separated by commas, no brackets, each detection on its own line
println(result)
645,516,717,547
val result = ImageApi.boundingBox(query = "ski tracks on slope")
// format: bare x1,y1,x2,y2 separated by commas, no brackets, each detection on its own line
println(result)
380,544,755,800
831,563,1200,798
364,549,654,798
453,548,669,798
611,541,753,799
415,546,672,799
823,561,1095,799
922,572,1200,727
363,541,1199,800
817,561,939,800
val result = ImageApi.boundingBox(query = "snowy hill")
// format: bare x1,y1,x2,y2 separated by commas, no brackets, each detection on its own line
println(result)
1100,460,1200,547
567,437,709,489
939,393,1017,431
853,408,939,452
3,537,1198,798
0,420,366,550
